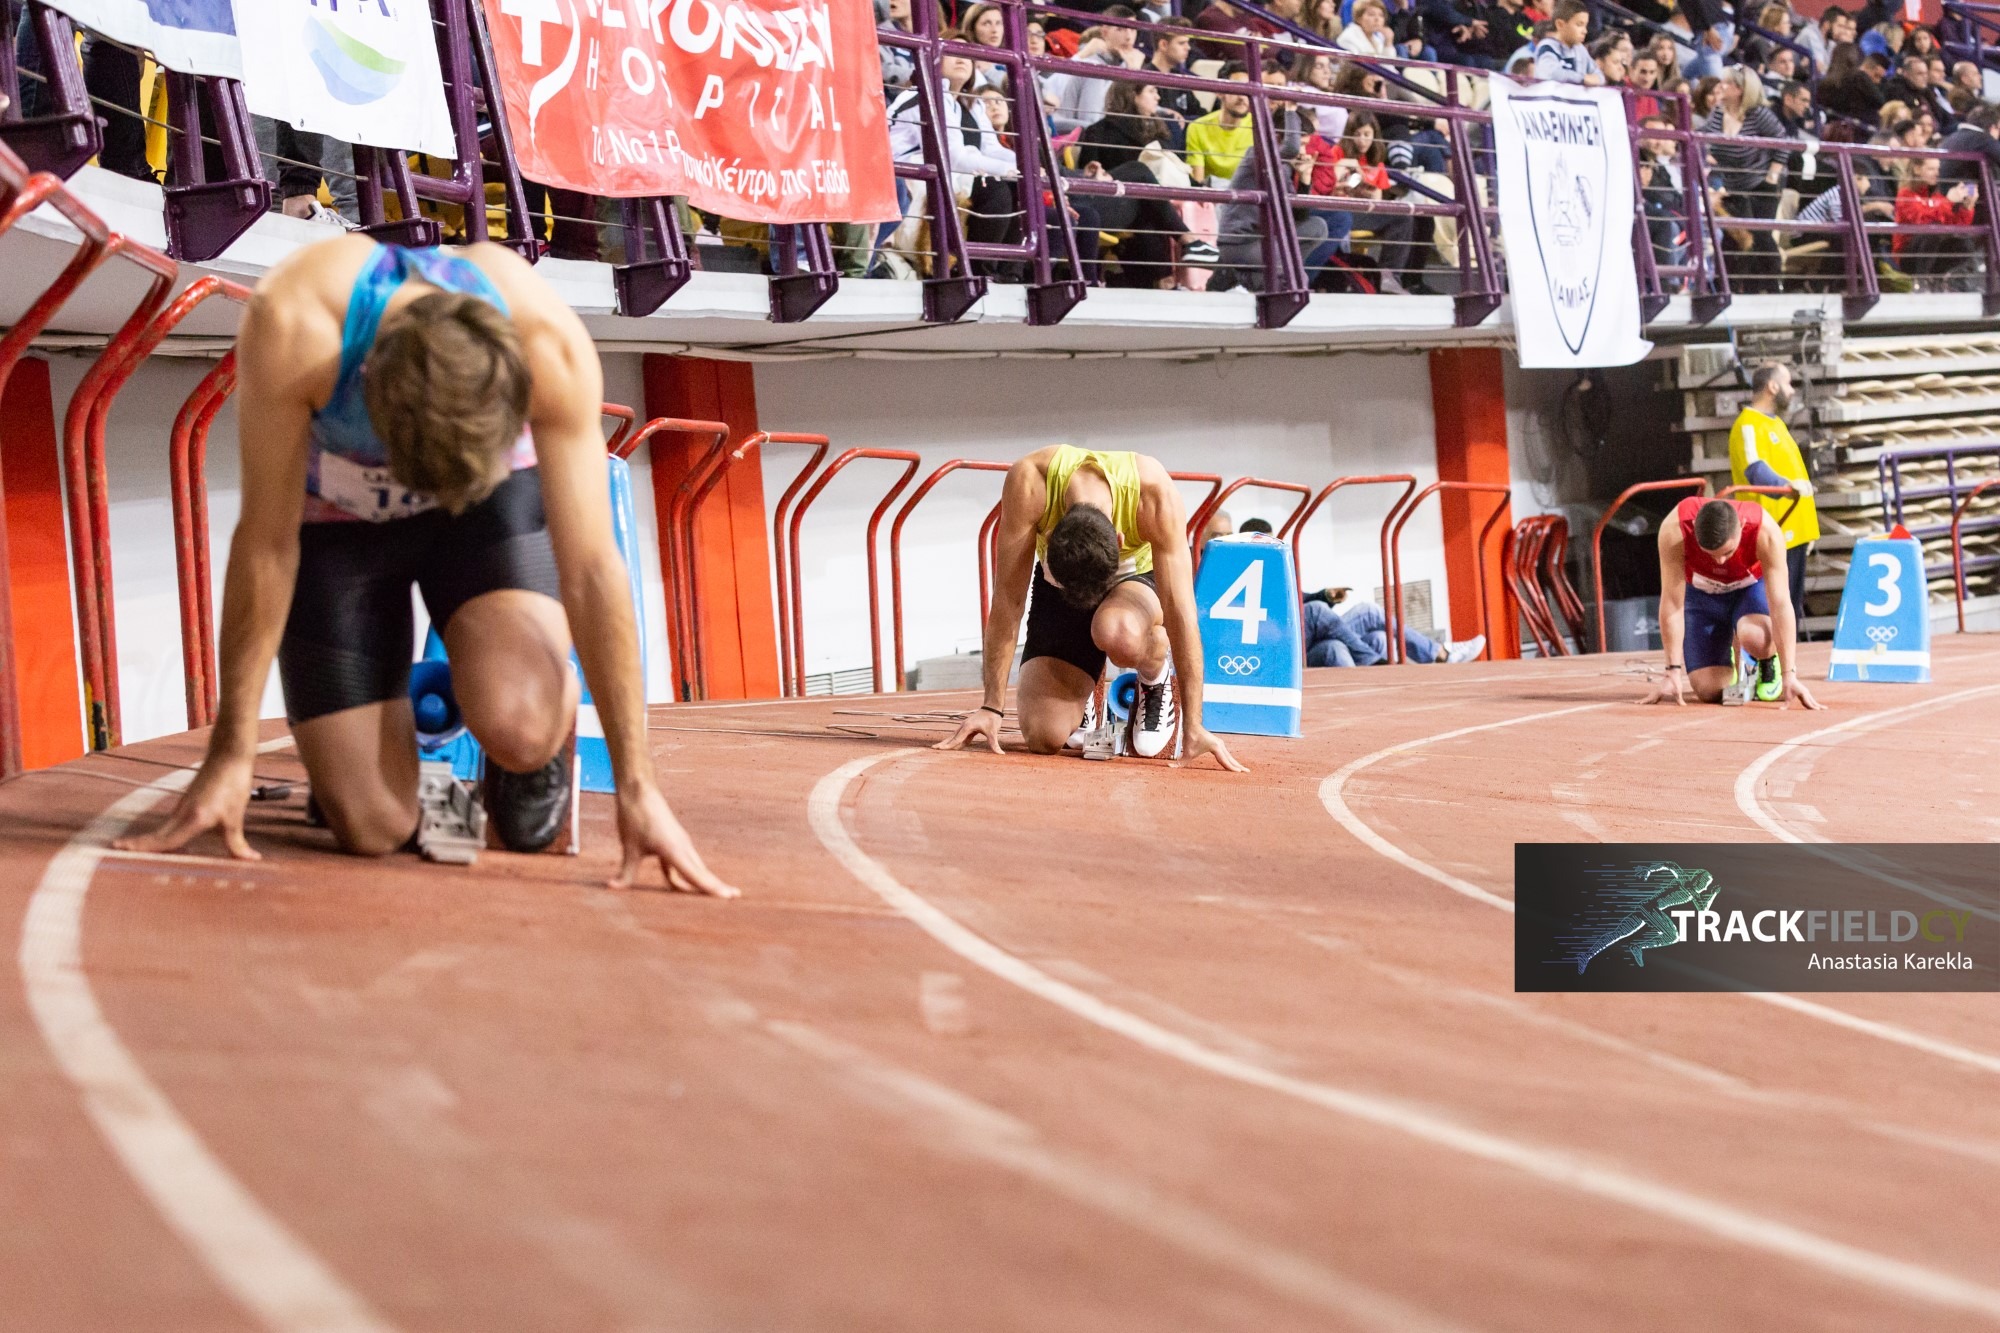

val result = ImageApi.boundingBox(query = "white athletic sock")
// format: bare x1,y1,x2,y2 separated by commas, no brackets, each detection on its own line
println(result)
1140,658,1170,686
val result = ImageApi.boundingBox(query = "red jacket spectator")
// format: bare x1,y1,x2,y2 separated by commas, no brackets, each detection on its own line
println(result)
1893,179,1974,252
1303,137,1391,196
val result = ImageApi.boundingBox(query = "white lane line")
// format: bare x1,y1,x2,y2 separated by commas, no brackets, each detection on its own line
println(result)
1318,704,1609,913
808,750,2000,1323
1324,703,2000,1078
1733,685,2000,844
19,742,395,1333
765,1019,1474,1333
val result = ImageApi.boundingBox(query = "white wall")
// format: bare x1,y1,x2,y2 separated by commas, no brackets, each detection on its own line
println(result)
753,351,1453,680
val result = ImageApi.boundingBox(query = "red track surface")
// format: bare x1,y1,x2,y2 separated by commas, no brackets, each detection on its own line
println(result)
5,641,1999,1331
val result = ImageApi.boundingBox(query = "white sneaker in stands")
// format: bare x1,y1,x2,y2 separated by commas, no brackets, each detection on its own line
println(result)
1131,671,1177,758
1443,636,1486,664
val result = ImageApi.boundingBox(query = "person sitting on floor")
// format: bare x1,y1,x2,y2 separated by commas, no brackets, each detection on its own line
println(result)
1303,586,1485,666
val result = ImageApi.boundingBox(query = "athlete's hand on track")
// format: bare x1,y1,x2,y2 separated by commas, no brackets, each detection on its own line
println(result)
612,784,738,897
1175,725,1249,772
1638,670,1687,706
1781,676,1826,711
114,752,261,860
935,708,1004,755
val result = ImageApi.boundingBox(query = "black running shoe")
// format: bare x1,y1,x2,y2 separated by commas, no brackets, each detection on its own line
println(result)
483,742,574,853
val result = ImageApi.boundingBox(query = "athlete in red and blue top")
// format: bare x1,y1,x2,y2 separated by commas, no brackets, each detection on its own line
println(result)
1641,496,1824,708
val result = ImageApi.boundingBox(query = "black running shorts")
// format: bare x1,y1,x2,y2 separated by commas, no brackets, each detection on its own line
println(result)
1020,563,1155,682
277,467,562,724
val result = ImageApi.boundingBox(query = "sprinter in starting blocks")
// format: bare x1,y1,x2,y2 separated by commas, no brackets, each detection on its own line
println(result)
934,445,1246,771
117,236,734,897
1640,495,1824,710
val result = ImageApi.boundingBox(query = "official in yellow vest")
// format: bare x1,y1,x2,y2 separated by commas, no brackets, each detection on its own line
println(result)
935,445,1245,771
1727,362,1819,631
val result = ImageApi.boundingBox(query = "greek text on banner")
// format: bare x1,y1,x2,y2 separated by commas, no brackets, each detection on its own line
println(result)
482,0,898,225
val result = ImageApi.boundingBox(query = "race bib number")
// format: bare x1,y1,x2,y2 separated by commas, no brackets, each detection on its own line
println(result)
1690,572,1756,596
312,450,437,523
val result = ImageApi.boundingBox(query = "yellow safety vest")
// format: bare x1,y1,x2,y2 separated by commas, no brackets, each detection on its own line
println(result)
1727,408,1820,547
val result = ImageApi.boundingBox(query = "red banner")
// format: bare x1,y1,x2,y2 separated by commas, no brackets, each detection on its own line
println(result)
482,0,898,224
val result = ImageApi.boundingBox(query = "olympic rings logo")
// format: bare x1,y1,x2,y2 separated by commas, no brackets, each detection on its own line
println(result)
1865,625,1898,644
1217,655,1262,675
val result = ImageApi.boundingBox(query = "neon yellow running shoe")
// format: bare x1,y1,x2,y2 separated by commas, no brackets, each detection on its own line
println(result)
1754,656,1784,703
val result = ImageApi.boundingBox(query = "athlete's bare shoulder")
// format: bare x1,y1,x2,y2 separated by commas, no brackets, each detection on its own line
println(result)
460,242,586,335
239,235,370,403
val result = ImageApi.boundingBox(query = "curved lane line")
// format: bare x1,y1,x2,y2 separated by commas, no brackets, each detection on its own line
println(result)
18,745,396,1333
809,749,2000,1323
1319,704,1609,913
1322,702,2000,1077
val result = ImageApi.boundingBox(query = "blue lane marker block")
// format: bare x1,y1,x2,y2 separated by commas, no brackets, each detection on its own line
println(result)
1192,534,1303,738
576,453,650,793
408,460,650,791
1826,534,1931,683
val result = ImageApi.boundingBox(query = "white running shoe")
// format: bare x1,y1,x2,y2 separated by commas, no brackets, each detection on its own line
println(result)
1442,635,1486,665
1131,671,1178,759
1065,690,1099,750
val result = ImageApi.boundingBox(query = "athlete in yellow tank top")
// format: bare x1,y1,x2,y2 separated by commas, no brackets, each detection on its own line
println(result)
936,444,1246,772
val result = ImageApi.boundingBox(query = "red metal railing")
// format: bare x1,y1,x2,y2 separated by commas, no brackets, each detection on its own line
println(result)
888,459,1011,692
1387,481,1513,663
66,272,249,747
758,433,832,699
1189,477,1315,571
1716,482,1803,528
0,153,135,778
1952,480,2000,634
1506,516,1560,658
1172,472,1225,544
649,418,739,701
600,401,637,458
1591,478,1712,654
786,449,923,696
1288,474,1419,648
169,353,236,729
1543,518,1588,649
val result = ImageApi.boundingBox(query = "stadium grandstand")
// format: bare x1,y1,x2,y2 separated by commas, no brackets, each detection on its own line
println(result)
0,0,1997,1328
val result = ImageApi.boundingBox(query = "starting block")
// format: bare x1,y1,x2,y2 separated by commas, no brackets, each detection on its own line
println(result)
1827,530,1932,683
1192,535,1303,738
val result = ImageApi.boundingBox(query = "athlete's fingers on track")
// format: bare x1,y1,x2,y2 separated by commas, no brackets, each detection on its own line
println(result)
221,820,263,862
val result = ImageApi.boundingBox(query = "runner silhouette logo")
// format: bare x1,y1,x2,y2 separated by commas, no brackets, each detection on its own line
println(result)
1556,861,1718,975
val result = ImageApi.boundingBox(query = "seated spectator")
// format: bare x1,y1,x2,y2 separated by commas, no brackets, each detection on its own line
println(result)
1908,26,1940,60
1148,20,1203,134
1533,1,1604,85
1691,74,1722,119
1239,518,1275,534
1888,54,1957,131
1627,50,1666,120
1791,174,1910,292
1666,5,1734,81
1202,510,1235,544
1950,60,1985,107
881,52,1020,275
1859,20,1901,62
1301,110,1424,292
1817,42,1883,127
1637,115,1687,278
1076,83,1201,286
1192,0,1266,60
1646,32,1679,78
1302,588,1485,666
1184,65,1256,184
1590,32,1630,85
962,3,1009,89
1472,0,1537,68
1288,50,1350,144
1796,5,1852,77
1337,0,1398,56
1046,8,1144,135
1938,103,2000,212
1216,104,1336,289
1422,0,1493,69
1305,0,1345,42
1759,42,1798,86
1704,65,1794,289
1895,156,1978,278
879,0,916,89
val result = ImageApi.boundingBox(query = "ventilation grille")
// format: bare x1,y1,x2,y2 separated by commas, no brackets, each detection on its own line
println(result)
1372,579,1435,639
802,667,877,697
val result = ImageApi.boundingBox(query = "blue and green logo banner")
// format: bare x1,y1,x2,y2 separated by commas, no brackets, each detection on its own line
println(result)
42,0,241,78
1516,844,1998,992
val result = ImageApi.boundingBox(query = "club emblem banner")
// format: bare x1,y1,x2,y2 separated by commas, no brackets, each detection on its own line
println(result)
232,0,456,158
1488,78,1651,369
481,0,897,223
40,0,240,79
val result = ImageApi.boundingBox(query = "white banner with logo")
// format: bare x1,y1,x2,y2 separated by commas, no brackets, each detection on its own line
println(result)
1488,78,1652,369
39,0,241,78
230,0,455,157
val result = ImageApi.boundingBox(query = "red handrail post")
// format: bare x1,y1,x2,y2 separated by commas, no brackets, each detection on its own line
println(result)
1288,474,1418,659
1387,481,1513,662
1591,478,1711,654
1952,480,2000,634
888,459,1011,691
608,417,732,701
787,449,924,695
170,353,237,728
1188,476,1315,572
1171,471,1226,544
755,433,832,698
600,402,637,457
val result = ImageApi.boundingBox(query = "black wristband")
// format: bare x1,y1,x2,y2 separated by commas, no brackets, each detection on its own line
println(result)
979,705,1005,717
1665,663,1685,672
